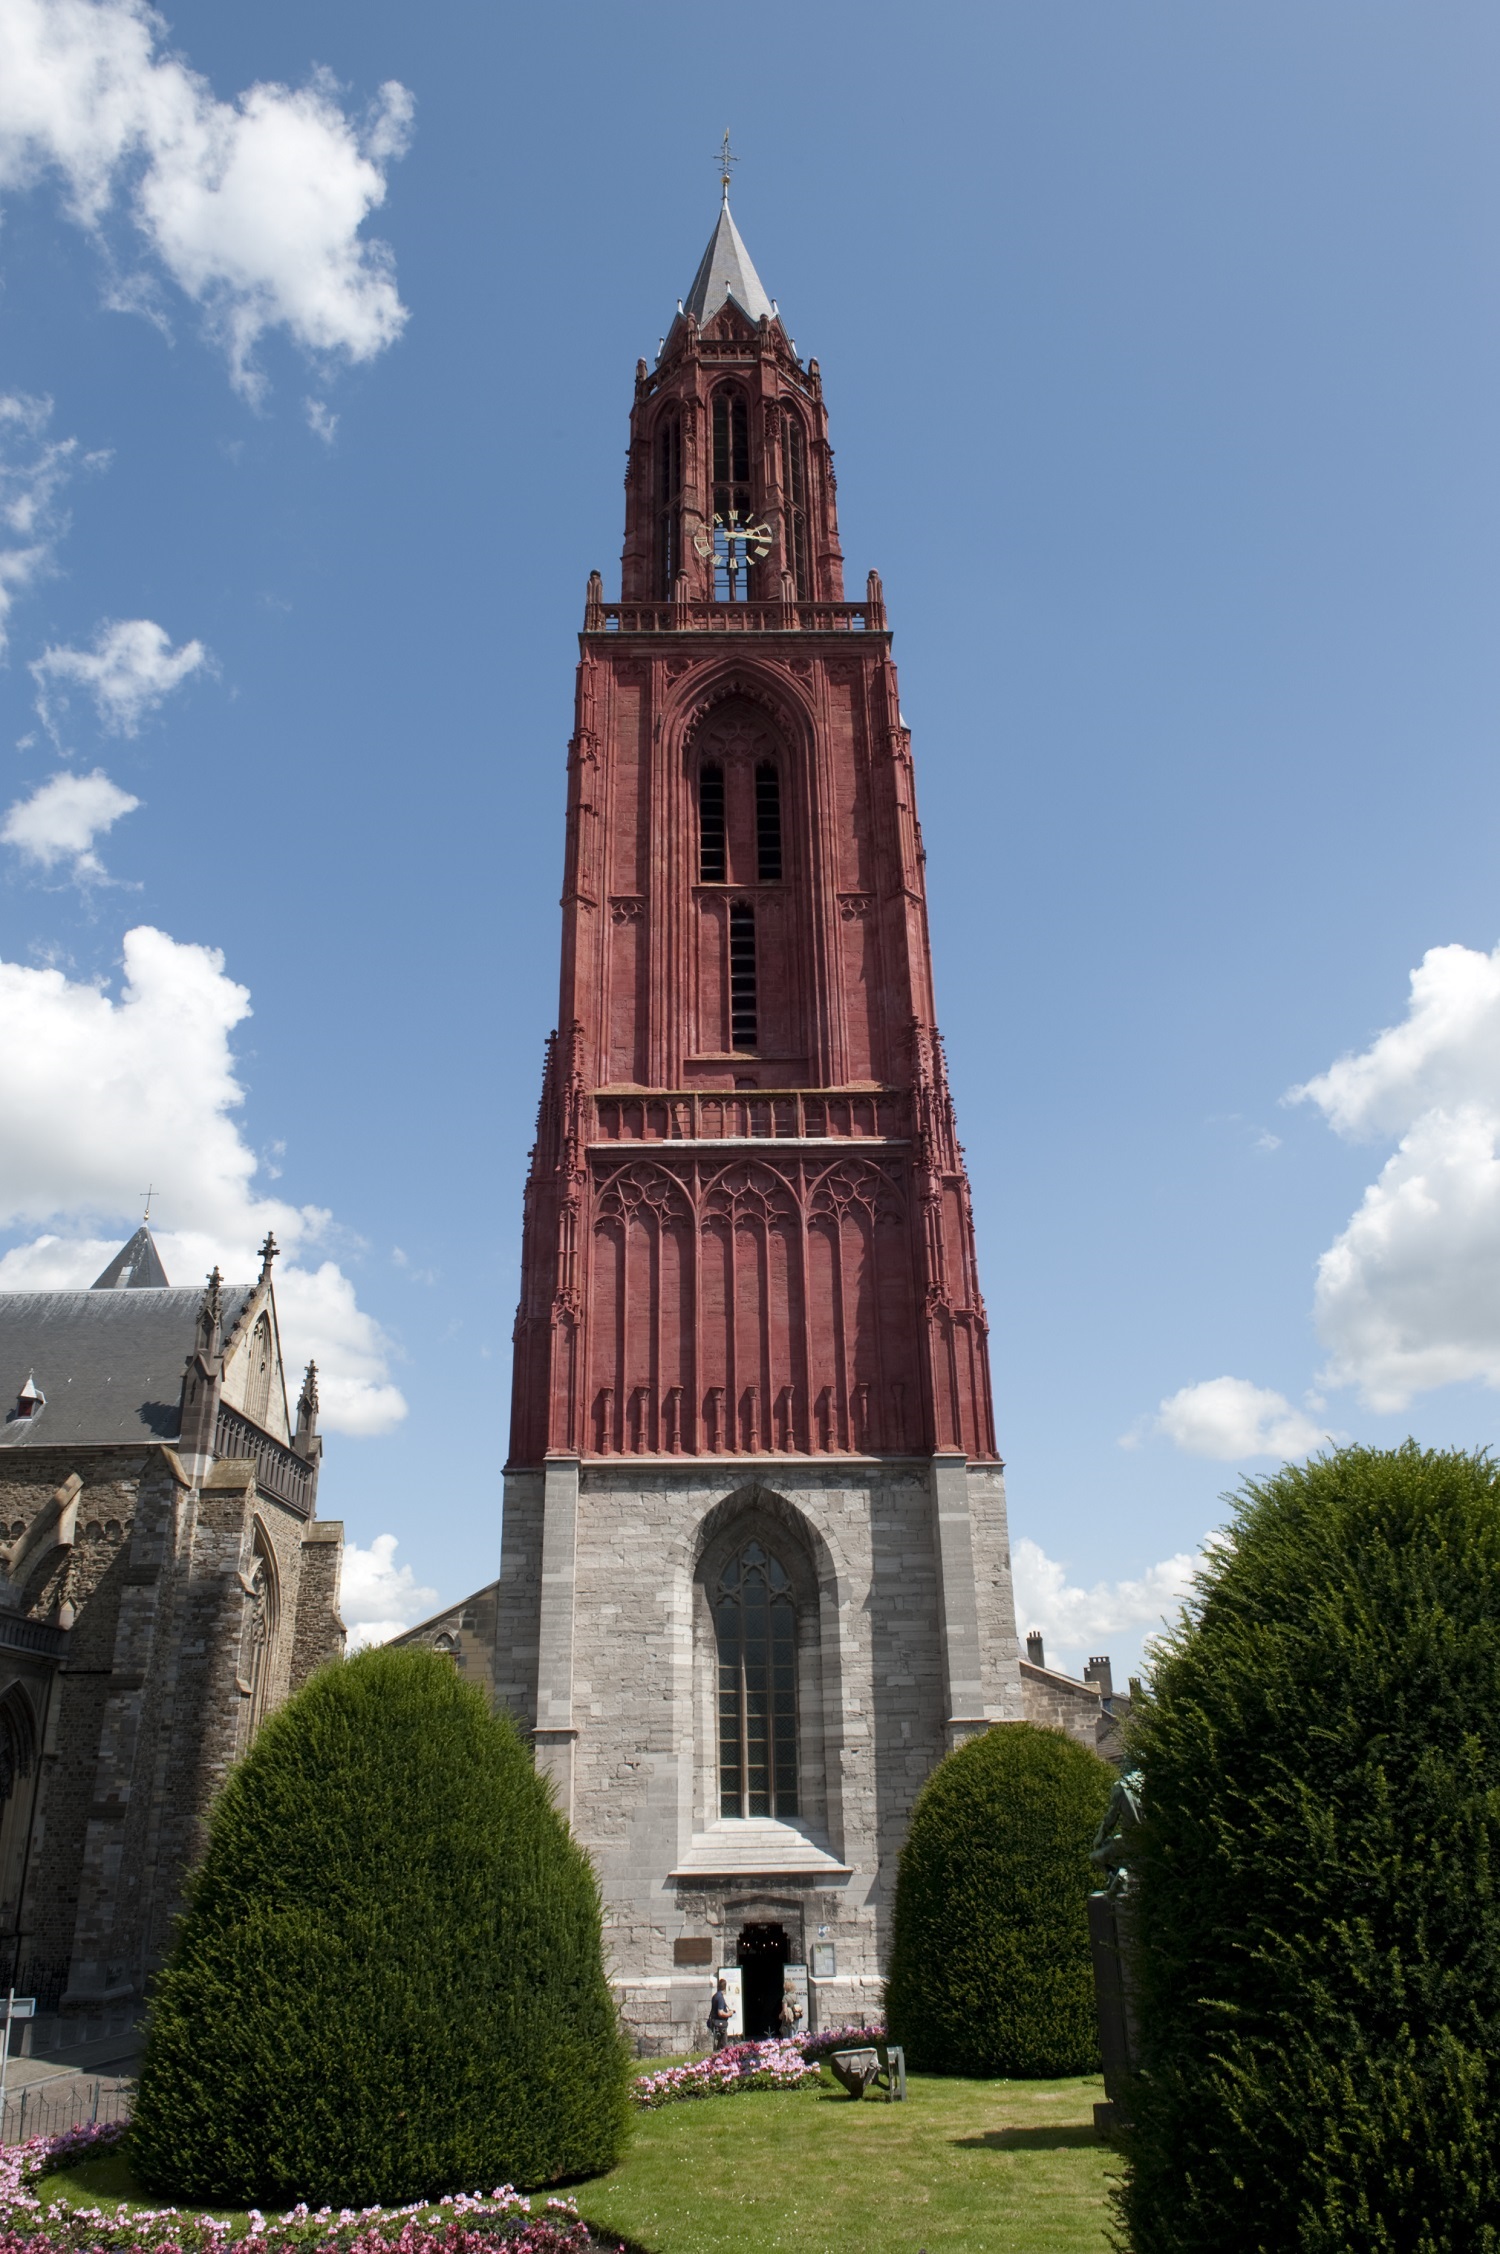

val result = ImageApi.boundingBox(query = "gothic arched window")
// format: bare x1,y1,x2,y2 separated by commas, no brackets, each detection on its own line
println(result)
243,1313,273,1429
781,412,811,599
715,1539,798,1818
653,413,682,599
711,388,753,601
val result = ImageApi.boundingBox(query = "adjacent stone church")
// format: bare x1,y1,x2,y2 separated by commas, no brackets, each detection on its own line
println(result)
0,1227,344,2035
407,190,1028,2051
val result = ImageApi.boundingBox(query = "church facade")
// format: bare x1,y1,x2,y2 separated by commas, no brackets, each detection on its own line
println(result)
0,1228,344,2036
485,193,1023,2050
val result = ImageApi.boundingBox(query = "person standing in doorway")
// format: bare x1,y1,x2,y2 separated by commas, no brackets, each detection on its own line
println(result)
778,1980,804,2041
708,1978,732,2051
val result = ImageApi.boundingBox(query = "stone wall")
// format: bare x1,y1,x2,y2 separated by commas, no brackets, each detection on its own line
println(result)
0,1440,342,2011
495,1452,1023,2053
393,1581,498,1706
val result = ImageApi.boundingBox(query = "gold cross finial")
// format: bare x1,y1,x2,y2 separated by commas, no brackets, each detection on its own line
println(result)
716,129,737,205
141,1183,155,1224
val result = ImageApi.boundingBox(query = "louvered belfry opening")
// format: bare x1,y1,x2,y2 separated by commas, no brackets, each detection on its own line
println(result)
754,762,782,881
729,903,758,1051
698,763,727,882
715,1539,798,1819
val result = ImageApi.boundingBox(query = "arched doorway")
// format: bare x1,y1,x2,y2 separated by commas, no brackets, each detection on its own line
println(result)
736,1920,790,2039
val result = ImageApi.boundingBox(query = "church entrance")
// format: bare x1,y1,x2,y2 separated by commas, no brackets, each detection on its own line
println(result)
736,1921,791,2039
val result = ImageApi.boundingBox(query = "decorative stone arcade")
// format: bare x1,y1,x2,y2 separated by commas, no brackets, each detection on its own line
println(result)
494,186,1023,2052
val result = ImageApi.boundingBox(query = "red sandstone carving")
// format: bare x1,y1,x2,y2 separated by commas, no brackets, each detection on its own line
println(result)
508,294,997,1466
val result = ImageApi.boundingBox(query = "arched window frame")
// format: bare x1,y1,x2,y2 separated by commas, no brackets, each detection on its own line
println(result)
653,411,683,599
241,1518,281,1742
779,409,812,600
710,385,755,601
243,1312,274,1430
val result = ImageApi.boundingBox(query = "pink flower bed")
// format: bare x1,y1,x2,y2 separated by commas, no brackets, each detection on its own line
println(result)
794,2023,887,2062
0,2124,619,2254
633,2039,820,2109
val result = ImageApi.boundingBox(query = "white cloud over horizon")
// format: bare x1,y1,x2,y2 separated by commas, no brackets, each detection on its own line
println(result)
0,924,407,1434
1012,1534,1203,1677
338,1532,439,1651
1292,939,1500,1411
32,616,209,735
1137,1375,1334,1461
0,0,412,395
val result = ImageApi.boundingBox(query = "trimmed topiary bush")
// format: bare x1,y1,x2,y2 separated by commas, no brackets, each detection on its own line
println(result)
885,1719,1113,2076
130,1645,631,2205
1119,1443,1500,2253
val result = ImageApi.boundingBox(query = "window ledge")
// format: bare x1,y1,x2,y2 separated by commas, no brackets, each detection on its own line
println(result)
670,1819,852,1879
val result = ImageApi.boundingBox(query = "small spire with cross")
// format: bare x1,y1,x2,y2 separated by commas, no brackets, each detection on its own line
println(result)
141,1183,155,1225
258,1231,279,1277
716,128,737,207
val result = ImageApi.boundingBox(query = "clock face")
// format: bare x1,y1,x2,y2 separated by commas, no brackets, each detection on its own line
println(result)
694,510,773,571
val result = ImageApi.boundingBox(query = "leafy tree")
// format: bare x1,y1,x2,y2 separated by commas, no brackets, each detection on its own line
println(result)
885,1719,1113,2076
130,1645,631,2204
1120,1443,1500,2254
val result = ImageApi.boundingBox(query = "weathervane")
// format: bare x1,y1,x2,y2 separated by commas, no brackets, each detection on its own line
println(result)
141,1184,155,1225
716,128,737,205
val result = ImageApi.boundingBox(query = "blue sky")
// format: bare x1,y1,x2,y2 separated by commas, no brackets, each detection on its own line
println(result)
1,1,1498,1671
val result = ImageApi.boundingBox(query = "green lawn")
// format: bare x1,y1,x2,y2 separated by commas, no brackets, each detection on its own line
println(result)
579,2071,1116,2254
40,2072,1117,2254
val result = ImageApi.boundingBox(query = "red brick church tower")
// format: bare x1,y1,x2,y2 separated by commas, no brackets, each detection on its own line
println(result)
495,174,1022,2050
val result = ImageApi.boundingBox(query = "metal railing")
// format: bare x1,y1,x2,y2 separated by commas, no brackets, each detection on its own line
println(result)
592,1088,905,1147
2,2077,131,2145
213,1405,315,1520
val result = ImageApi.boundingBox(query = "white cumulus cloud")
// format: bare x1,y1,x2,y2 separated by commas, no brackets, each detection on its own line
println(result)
0,392,96,655
338,1532,438,1651
32,616,208,735
1291,940,1500,1411
1143,1375,1332,1461
1012,1535,1203,1677
1,766,139,877
0,0,413,395
0,923,407,1435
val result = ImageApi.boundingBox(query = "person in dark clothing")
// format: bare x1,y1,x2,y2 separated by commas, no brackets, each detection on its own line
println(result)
707,1978,732,2050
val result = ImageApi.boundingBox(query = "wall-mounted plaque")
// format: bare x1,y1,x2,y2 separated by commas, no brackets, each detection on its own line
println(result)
673,1936,714,1965
810,1941,836,1979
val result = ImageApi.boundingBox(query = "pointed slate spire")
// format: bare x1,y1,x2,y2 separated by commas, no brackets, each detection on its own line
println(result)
91,1224,170,1290
681,193,775,328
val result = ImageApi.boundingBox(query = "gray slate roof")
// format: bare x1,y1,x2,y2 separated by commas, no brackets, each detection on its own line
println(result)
682,197,774,327
0,1285,253,1448
92,1226,169,1291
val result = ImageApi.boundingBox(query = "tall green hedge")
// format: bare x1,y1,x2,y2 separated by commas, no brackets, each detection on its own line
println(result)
1120,1444,1500,2253
885,1719,1113,2076
130,1645,632,2205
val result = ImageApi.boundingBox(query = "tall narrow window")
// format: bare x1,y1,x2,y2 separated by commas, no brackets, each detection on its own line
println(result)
716,1539,798,1818
653,414,682,599
755,763,782,881
711,389,754,601
781,414,811,599
699,764,726,882
729,903,757,1050
244,1313,273,1429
